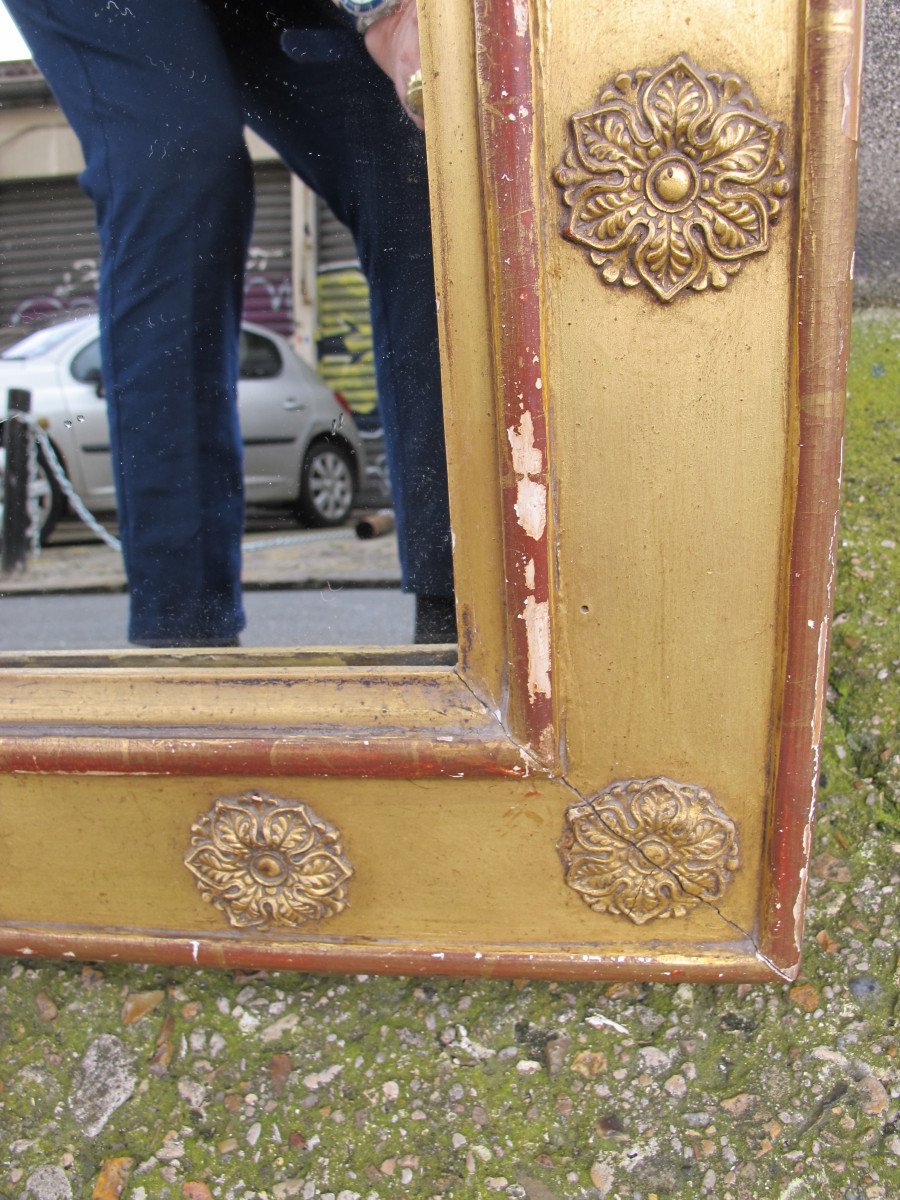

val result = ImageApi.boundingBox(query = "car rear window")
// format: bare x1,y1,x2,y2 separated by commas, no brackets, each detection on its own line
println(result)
239,330,282,379
70,339,102,383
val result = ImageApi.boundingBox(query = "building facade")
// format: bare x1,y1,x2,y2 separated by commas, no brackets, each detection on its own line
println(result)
0,61,383,427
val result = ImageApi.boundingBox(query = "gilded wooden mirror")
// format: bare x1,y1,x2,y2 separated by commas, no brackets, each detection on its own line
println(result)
0,0,861,982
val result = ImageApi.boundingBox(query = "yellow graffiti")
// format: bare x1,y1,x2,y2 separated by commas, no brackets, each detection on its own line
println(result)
316,267,378,417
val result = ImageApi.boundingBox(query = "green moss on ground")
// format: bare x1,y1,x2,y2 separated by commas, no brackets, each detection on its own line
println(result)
1,311,897,1200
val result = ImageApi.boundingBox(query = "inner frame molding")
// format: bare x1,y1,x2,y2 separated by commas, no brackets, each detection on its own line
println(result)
0,0,861,983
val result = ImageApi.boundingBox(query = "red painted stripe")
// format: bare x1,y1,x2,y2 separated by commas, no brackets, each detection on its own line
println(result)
0,928,783,983
0,732,526,778
763,0,861,969
474,0,555,761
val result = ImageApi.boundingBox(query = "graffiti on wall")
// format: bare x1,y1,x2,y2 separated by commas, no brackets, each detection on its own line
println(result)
242,246,293,338
7,258,99,328
315,265,378,423
5,246,295,336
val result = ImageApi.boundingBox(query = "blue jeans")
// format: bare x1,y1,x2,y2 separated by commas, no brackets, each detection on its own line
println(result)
6,0,453,643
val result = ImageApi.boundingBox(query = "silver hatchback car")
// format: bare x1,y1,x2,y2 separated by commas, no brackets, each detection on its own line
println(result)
0,316,363,542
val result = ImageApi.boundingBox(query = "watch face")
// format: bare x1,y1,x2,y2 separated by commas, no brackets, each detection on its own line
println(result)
340,0,388,14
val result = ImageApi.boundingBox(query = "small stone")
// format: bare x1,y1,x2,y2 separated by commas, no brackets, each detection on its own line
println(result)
663,1074,688,1099
720,1093,757,1117
246,1122,262,1147
21,1166,73,1200
542,1034,570,1077
637,1047,671,1074
237,1009,260,1034
673,983,694,1008
261,1014,300,1043
91,1157,133,1199
181,1002,201,1019
379,1159,396,1176
811,854,851,882
788,982,820,1012
157,1132,185,1161
303,1064,342,1090
148,1014,176,1076
182,1186,214,1200
606,981,641,1000
177,1080,207,1112
217,1139,238,1154
590,1159,615,1196
473,1145,492,1163
516,1060,542,1075
268,1053,293,1096
485,1179,508,1191
272,1184,304,1200
571,1050,607,1078
382,1080,400,1100
452,1133,467,1149
812,1047,850,1066
815,929,840,953
69,1035,137,1138
121,990,165,1025
849,976,881,1000
857,1075,889,1115
35,991,59,1022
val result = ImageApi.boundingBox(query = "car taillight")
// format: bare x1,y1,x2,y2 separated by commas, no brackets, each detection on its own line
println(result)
334,391,353,418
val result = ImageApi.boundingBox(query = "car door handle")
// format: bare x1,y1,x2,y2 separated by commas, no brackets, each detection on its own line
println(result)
283,399,307,411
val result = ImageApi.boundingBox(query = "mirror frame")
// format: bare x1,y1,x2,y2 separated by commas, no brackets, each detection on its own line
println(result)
0,0,861,982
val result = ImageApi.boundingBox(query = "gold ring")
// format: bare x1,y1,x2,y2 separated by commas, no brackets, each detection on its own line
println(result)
405,69,424,119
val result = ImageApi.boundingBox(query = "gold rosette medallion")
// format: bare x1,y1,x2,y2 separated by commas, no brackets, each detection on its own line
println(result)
185,791,352,929
560,776,740,924
554,55,790,301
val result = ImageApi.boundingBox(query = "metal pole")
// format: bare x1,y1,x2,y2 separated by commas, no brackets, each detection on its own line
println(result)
2,389,32,574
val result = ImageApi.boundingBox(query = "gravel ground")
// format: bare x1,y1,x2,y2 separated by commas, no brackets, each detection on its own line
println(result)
0,310,897,1200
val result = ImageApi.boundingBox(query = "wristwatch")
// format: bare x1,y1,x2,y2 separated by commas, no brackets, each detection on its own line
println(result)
332,0,405,34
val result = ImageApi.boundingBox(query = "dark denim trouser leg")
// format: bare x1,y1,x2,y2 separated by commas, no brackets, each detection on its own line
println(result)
5,0,253,643
213,1,455,598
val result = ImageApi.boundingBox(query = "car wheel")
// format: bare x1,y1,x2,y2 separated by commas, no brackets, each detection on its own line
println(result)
296,439,356,528
34,446,68,545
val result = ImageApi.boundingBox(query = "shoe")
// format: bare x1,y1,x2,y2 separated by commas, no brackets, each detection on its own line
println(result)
414,595,457,644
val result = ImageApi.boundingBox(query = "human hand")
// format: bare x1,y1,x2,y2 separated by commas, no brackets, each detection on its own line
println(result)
363,0,424,130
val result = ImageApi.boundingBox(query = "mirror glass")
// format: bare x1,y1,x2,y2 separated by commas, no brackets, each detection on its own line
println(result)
0,5,453,654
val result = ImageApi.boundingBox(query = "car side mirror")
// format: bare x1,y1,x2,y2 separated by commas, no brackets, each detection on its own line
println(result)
82,366,104,398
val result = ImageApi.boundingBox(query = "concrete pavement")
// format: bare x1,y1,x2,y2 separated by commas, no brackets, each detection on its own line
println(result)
0,512,403,597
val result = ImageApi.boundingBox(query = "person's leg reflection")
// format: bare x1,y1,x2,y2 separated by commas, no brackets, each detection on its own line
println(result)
5,0,252,645
211,0,456,640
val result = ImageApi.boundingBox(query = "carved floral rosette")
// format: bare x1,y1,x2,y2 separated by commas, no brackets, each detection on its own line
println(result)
554,55,790,301
559,776,740,924
184,791,352,929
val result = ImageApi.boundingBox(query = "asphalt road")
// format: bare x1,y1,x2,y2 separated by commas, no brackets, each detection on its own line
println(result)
0,587,415,651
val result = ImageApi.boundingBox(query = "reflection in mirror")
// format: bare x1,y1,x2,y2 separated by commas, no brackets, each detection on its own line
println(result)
0,4,454,655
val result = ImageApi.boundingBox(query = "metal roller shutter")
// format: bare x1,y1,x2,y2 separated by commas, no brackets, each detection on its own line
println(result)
242,163,294,337
0,177,98,345
0,163,294,347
